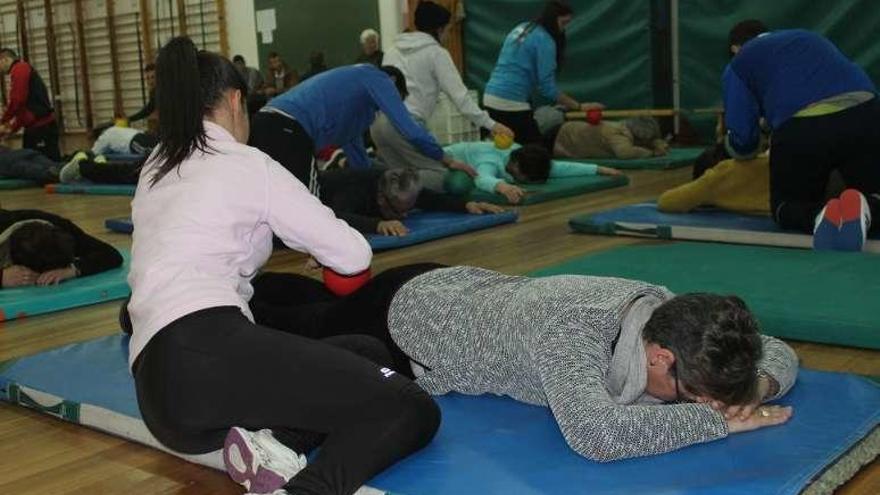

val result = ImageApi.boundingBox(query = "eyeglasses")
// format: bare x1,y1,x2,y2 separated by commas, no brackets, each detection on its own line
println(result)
669,360,696,404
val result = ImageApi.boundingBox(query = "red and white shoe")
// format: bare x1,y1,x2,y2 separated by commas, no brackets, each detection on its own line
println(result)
838,189,871,251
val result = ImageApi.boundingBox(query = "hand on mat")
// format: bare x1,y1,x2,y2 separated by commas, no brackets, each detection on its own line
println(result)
465,201,505,215
36,266,77,286
580,102,605,111
496,183,526,204
2,265,39,288
597,166,622,177
492,123,514,138
377,220,409,236
447,159,478,178
726,405,793,433
710,375,776,421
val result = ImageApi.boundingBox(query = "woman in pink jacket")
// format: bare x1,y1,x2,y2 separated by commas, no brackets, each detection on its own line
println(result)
126,37,439,495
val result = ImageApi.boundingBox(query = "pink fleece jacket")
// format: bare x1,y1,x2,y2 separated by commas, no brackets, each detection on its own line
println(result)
127,121,372,366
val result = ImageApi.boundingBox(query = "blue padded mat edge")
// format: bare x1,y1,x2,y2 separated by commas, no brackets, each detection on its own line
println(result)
0,333,877,495
105,217,134,234
367,210,518,250
573,202,880,239
108,211,519,249
0,251,130,321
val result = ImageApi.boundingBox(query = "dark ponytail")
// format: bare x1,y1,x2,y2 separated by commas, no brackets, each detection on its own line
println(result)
150,36,247,185
535,0,572,68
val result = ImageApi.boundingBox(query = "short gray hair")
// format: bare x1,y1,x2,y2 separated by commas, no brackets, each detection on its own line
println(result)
624,117,661,146
360,29,380,44
379,168,422,211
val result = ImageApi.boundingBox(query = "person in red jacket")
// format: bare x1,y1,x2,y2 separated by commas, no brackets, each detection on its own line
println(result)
0,48,60,161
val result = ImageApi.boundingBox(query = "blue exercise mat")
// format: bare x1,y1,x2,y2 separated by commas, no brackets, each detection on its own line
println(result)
107,211,520,250
45,183,136,196
570,202,880,253
367,210,518,250
0,178,37,189
105,217,133,234
0,251,130,321
1,333,876,494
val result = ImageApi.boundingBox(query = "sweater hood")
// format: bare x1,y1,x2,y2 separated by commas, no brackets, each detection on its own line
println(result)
394,32,439,54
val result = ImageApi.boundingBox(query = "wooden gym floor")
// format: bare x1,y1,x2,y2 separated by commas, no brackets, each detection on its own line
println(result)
0,165,877,494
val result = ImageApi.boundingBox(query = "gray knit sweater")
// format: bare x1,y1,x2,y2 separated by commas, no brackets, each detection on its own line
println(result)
388,266,799,462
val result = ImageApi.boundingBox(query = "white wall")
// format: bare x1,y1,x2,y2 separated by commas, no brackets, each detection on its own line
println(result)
226,0,260,68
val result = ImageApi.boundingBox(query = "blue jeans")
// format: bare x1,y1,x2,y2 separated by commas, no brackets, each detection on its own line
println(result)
0,148,60,184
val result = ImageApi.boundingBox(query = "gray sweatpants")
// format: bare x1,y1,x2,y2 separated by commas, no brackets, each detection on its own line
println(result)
370,112,447,192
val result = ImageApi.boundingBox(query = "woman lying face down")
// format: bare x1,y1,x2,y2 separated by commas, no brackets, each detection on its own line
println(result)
240,264,799,463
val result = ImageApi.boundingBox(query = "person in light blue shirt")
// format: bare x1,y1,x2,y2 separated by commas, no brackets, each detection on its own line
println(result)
722,20,879,252
444,141,621,204
483,1,603,146
248,64,473,189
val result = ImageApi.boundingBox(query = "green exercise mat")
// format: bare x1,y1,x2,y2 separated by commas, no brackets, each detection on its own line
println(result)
470,175,629,205
531,243,880,349
0,178,37,190
586,147,704,170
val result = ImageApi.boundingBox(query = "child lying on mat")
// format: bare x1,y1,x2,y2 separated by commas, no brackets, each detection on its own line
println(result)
551,117,669,160
0,209,123,288
233,264,798,464
658,155,770,215
443,141,621,204
319,167,502,236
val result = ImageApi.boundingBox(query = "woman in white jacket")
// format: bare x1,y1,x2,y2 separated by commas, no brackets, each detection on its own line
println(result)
372,1,513,191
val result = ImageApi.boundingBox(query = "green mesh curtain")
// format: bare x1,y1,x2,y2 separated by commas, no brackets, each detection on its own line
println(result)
679,0,880,140
463,0,653,108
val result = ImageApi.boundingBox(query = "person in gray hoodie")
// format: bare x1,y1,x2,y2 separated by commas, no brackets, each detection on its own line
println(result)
373,1,513,191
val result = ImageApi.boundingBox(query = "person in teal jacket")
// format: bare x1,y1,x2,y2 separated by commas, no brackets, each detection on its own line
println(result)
483,1,604,147
444,142,621,204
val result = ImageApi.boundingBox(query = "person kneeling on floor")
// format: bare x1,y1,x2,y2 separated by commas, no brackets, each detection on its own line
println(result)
319,167,502,236
0,208,123,288
722,20,880,251
443,141,621,204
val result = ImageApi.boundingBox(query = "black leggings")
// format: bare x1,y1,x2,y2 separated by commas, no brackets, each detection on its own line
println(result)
250,263,446,378
487,107,543,147
81,160,142,184
23,120,61,161
249,111,315,186
133,306,439,495
771,98,880,233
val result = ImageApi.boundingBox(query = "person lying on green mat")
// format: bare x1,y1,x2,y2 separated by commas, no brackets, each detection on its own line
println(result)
550,116,670,160
217,264,798,463
443,141,622,204
0,146,61,184
319,167,503,236
0,146,143,186
0,209,123,288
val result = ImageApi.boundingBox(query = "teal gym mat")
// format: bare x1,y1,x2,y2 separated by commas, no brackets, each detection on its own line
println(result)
0,251,130,321
470,174,629,205
532,243,880,349
585,147,704,170
0,178,37,190
45,183,136,196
